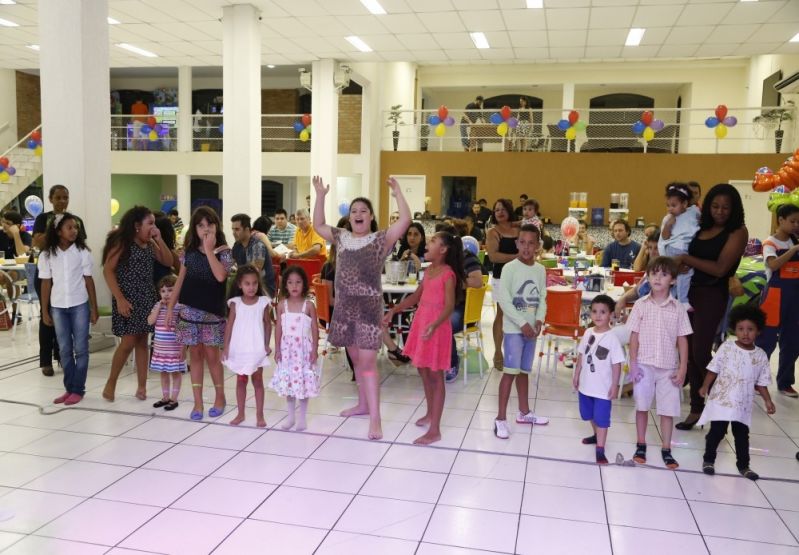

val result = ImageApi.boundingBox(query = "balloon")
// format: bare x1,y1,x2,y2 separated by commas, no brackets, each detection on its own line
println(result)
34,145,42,156
27,139,37,149
24,195,43,217
497,122,508,136
153,124,163,135
438,105,448,120
444,116,455,126
774,185,788,194
148,130,157,141
218,124,224,134
428,115,441,126
6,166,15,176
560,216,579,241
753,176,773,192
756,166,773,176
714,124,728,139
705,117,719,128
574,120,587,131
565,127,577,140
338,201,349,218
110,198,120,216
147,116,156,128
500,105,511,120
140,124,151,134
507,117,518,129
643,126,655,142
301,114,311,127
0,163,4,172
435,122,446,137
158,123,170,137
715,105,727,120
462,236,480,256
489,113,503,125
30,130,41,142
293,121,304,132
557,119,570,131
299,129,310,142
641,111,653,126
0,156,8,167
306,125,312,134
722,116,737,127
568,110,579,125
632,121,645,135
651,119,665,132
0,172,8,183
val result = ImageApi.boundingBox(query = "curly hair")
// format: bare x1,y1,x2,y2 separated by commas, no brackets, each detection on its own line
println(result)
102,205,151,265
699,183,745,232
728,304,765,332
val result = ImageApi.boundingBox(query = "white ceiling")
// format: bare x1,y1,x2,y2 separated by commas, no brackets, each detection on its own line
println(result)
0,0,798,70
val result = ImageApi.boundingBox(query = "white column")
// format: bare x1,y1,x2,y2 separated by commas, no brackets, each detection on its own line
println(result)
176,66,192,220
222,4,261,233
310,59,339,225
562,82,575,112
39,0,111,304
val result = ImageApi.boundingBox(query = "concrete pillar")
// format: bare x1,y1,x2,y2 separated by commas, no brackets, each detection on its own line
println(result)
222,3,261,232
310,59,339,225
177,66,192,220
562,83,575,151
39,0,111,304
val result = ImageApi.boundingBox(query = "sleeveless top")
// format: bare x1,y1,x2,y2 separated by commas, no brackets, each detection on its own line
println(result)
688,228,738,287
179,249,229,317
491,232,519,279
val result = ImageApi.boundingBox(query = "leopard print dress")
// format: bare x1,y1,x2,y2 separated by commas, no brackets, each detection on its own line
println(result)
328,227,389,351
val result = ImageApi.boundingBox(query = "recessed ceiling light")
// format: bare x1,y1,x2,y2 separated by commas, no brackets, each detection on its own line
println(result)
791,32,799,43
0,1,17,5
739,0,758,3
526,0,543,8
360,0,386,15
107,17,121,24
116,43,158,58
26,44,39,51
267,64,276,68
470,32,490,49
345,35,372,52
625,28,645,46
0,17,19,27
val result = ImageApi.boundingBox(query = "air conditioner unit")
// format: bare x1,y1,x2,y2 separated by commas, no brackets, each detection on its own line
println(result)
775,71,799,94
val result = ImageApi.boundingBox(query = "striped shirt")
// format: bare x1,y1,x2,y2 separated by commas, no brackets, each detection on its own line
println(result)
267,223,296,245
150,302,187,373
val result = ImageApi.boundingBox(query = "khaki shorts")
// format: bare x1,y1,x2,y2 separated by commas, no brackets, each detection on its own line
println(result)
633,363,682,417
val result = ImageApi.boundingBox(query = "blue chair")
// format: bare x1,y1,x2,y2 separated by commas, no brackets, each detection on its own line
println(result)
13,263,39,340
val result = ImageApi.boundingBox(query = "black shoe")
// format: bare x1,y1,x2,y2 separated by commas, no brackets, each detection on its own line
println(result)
662,449,679,469
739,468,759,481
675,413,701,431
164,401,179,411
153,399,170,408
633,443,647,464
702,462,715,476
582,434,597,445
41,365,54,377
387,348,410,365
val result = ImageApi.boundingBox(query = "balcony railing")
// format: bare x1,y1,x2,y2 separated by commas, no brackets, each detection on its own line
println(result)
111,114,177,152
382,106,797,155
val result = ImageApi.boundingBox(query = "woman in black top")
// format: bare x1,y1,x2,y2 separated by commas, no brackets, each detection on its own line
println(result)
485,199,519,371
674,184,748,429
397,222,427,273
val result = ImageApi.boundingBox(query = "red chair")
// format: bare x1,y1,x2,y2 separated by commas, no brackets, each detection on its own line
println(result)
286,257,324,281
272,264,282,296
537,288,585,379
311,277,331,355
612,271,644,287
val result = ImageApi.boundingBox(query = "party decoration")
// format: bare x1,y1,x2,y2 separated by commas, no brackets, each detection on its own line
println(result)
0,172,8,183
752,148,799,195
299,129,310,142
462,236,479,256
140,124,151,135
560,216,579,242
490,105,517,137
34,146,42,157
30,130,41,142
218,123,224,135
556,110,586,142
6,166,15,176
110,198,120,216
24,195,43,217
294,114,312,142
338,201,350,218
0,157,7,168
631,111,663,143
427,105,455,137
705,105,737,140
147,116,157,128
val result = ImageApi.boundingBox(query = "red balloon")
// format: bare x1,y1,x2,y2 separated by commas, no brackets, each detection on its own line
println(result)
30,130,41,142
500,105,511,120
438,105,448,120
568,110,579,125
147,116,156,128
715,105,728,120
0,157,7,168
301,113,311,127
640,111,653,126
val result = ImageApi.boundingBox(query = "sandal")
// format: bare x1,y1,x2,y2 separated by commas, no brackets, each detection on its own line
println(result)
208,405,226,418
739,468,759,481
387,348,410,365
633,443,647,464
582,434,597,445
661,449,679,470
702,462,715,476
190,409,203,421
164,401,179,411
153,399,170,408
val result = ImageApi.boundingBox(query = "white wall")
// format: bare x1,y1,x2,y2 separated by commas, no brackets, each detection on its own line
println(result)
109,75,303,91
0,69,17,153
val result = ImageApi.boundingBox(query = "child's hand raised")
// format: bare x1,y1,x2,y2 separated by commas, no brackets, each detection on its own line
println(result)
312,175,329,196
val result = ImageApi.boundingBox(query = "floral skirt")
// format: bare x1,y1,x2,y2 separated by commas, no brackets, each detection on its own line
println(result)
175,307,226,347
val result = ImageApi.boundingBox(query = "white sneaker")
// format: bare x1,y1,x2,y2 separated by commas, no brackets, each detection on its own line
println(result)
516,411,549,425
494,419,510,439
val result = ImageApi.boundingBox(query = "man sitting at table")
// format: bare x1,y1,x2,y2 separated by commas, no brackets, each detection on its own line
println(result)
267,208,296,246
288,209,327,260
601,219,641,269
1,211,32,257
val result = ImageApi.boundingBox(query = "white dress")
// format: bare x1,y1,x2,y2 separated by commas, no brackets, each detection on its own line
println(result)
223,296,272,376
697,339,771,427
269,299,320,399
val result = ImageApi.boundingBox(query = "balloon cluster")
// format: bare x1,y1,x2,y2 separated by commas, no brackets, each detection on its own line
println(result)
427,105,455,137
752,147,799,195
632,111,664,142
140,116,170,142
24,195,43,217
293,114,312,142
556,110,586,140
705,105,737,139
560,216,579,241
489,106,518,137
766,185,799,213
0,156,16,183
27,129,42,156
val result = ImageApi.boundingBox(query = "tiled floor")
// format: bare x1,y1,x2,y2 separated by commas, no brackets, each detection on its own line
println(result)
0,314,798,555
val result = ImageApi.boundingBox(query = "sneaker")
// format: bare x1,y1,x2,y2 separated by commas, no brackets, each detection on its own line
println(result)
596,451,609,465
702,462,715,476
739,467,759,481
445,366,459,383
779,386,799,398
494,419,510,439
516,411,549,425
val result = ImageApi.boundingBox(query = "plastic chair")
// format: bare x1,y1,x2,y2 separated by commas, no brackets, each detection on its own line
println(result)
545,267,564,276
454,285,488,383
13,263,40,340
536,288,585,378
612,271,644,287
286,257,324,281
539,258,558,269
481,274,495,317
311,277,331,355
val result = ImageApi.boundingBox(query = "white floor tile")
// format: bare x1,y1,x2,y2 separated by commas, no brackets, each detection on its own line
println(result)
760,481,799,511
77,436,172,467
285,459,374,494
212,451,303,484
380,444,457,474
605,491,699,533
439,474,522,513
0,424,53,451
0,453,66,487
677,472,770,507
610,525,708,555
250,485,352,528
0,531,24,551
689,500,797,546
96,468,203,507
317,531,418,555
704,536,799,555
528,434,596,462
245,429,327,458
171,476,276,518
122,417,205,443
215,519,326,555
601,465,683,498
119,508,241,554
35,498,159,546
0,535,108,555
517,515,612,555
416,544,506,555
143,444,236,476
360,467,446,503
10,409,93,431
180,423,266,451
521,483,606,524
450,451,526,482
525,457,602,490
24,460,132,496
0,489,83,534
63,412,150,436
311,437,390,465
335,495,433,540
332,418,406,442
423,505,518,553
15,430,111,459
777,510,799,543
460,428,530,455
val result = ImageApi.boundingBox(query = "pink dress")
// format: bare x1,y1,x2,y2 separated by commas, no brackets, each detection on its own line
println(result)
403,267,454,371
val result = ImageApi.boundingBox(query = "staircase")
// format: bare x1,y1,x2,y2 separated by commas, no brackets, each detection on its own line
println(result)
0,126,43,208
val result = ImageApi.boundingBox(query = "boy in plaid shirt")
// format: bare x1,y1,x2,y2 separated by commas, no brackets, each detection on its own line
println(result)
627,257,692,469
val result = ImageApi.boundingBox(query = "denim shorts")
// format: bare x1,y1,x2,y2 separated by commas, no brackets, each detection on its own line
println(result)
502,333,537,375
578,392,612,429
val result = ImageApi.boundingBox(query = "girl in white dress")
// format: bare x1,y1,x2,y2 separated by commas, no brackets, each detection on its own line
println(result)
270,267,320,431
222,265,272,427
698,305,776,480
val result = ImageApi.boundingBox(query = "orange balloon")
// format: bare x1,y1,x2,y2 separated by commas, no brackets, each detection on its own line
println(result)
783,167,799,189
753,174,774,192
789,157,799,172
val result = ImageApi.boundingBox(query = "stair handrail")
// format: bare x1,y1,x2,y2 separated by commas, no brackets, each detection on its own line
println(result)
1,124,42,160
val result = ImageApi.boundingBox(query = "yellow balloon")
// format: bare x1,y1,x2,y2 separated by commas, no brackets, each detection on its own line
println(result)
435,122,446,137
497,122,508,137
299,129,310,142
643,127,655,142
565,127,577,140
715,124,728,139
149,130,157,141
110,198,120,216
34,145,42,156
0,172,8,182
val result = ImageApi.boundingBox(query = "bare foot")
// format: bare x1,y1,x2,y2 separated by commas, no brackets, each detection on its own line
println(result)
102,384,115,402
281,416,295,430
295,416,307,432
340,404,369,417
415,415,431,427
368,420,383,440
413,431,442,445
229,414,245,426
135,388,146,401
256,417,267,428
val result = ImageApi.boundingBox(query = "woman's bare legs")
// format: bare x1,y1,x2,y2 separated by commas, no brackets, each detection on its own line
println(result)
340,346,369,416
103,335,138,401
204,345,226,411
340,346,382,439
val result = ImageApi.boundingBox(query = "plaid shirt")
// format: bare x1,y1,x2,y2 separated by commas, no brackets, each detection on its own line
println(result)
627,293,692,369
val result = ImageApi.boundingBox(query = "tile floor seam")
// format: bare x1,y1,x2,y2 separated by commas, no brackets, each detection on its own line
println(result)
702,532,799,549
754,477,799,546
672,463,711,553
598,463,615,554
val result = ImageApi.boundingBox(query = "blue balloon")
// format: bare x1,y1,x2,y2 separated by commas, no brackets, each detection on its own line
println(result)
27,139,37,149
632,121,645,135
0,164,4,172
338,202,349,218
489,113,503,125
140,124,151,134
557,119,570,131
428,115,441,125
462,236,479,256
24,195,43,217
293,121,304,132
705,116,719,128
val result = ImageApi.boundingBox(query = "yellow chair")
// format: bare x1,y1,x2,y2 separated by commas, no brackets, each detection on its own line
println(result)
454,285,488,383
481,274,495,317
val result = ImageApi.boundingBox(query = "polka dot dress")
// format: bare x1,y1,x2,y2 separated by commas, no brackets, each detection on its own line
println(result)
112,242,157,337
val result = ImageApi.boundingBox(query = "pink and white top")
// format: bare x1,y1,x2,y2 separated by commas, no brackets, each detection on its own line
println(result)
627,294,692,369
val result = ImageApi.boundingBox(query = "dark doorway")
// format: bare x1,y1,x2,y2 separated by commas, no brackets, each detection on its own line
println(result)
261,180,283,216
190,178,221,217
441,176,477,219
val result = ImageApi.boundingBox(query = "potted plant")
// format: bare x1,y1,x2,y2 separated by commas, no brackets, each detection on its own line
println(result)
386,104,405,151
754,100,795,153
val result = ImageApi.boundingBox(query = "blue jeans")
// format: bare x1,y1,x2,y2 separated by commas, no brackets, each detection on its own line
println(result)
450,303,465,368
51,303,90,396
663,244,693,304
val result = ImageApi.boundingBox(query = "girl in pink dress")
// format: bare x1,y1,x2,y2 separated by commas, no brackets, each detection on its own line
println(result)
385,231,465,444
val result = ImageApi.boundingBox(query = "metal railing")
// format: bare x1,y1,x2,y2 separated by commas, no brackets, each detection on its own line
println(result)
383,106,797,155
111,114,177,152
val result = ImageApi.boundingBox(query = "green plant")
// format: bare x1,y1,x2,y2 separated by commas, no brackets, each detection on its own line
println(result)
386,104,406,132
754,100,795,132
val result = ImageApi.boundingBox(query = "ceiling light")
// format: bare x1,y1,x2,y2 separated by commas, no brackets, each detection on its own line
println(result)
345,35,372,52
739,0,758,3
625,28,645,46
0,1,17,5
107,17,121,24
526,0,543,8
0,17,19,27
360,0,386,15
116,43,157,58
26,44,39,51
267,64,276,68
470,32,490,49
791,32,799,43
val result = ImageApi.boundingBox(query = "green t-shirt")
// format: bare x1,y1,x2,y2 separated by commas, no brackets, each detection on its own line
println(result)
495,258,547,334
